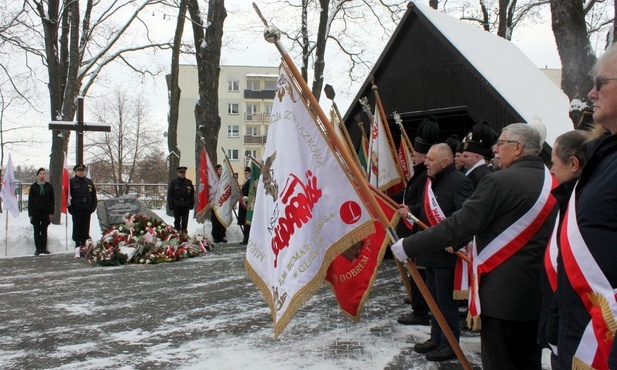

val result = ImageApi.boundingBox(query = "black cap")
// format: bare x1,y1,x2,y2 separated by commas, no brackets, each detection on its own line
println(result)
414,116,440,154
73,164,86,171
463,121,498,157
177,166,187,172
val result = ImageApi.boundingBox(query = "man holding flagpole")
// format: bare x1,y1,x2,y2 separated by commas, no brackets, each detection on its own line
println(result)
392,123,557,370
400,143,473,362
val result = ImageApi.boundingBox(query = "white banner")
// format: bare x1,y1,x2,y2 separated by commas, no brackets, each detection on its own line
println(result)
0,154,19,218
213,159,242,228
368,105,401,191
245,63,375,338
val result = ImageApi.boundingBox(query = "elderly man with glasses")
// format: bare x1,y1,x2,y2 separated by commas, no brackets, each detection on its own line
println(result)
391,123,557,370
554,43,617,370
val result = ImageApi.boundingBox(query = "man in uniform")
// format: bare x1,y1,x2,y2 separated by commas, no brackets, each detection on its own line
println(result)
462,121,496,188
167,166,195,233
68,164,97,254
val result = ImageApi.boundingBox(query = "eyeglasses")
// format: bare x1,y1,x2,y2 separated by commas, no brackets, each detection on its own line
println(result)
496,139,518,147
594,76,617,91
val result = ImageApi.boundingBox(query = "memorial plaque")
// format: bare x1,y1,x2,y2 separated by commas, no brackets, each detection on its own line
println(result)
97,196,164,231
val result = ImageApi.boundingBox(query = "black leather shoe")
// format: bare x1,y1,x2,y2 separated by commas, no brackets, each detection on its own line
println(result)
397,313,430,326
41,250,51,254
34,251,41,256
413,339,439,354
425,346,456,362
403,297,411,304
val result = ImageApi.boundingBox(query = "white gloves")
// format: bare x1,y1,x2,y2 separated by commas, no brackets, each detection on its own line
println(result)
391,238,408,262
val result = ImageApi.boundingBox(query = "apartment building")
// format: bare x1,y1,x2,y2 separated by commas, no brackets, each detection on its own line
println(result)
175,64,278,178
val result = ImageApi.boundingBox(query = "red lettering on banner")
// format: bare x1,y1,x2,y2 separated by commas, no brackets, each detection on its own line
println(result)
271,170,322,268
218,183,231,206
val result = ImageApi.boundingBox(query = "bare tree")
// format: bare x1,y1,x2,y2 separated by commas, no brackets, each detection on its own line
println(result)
166,0,187,216
453,0,549,40
87,89,163,197
135,149,168,184
550,0,614,126
187,0,226,182
260,0,406,101
1,0,172,223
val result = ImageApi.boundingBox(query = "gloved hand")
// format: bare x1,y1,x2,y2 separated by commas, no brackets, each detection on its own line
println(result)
391,238,408,262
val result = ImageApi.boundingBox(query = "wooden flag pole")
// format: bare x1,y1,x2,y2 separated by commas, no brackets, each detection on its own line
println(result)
252,5,471,369
324,85,365,175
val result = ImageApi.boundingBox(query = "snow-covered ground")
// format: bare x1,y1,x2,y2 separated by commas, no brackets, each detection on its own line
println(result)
0,208,552,369
0,208,243,258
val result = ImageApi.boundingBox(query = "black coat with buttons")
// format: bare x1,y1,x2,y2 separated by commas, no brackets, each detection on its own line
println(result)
167,177,195,210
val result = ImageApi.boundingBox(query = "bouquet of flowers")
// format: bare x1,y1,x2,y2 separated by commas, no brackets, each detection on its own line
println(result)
88,213,213,267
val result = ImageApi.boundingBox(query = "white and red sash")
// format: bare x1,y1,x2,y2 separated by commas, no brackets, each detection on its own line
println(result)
469,167,556,323
561,187,617,370
425,179,470,299
544,211,560,293
453,244,471,299
423,179,445,226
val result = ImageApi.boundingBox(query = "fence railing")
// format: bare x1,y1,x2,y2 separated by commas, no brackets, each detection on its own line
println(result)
14,182,169,214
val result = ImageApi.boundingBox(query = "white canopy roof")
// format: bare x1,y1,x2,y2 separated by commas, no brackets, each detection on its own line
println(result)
415,2,572,146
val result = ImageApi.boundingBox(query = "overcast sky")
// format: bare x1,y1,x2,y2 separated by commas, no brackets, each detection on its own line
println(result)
7,0,564,175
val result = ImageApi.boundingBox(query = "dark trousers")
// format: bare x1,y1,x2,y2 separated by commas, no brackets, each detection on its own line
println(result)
211,213,226,240
410,268,429,316
242,224,251,243
71,210,92,246
426,267,460,347
480,314,542,370
173,207,190,232
31,210,50,252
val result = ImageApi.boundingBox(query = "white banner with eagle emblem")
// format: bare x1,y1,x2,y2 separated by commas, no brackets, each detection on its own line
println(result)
245,63,375,338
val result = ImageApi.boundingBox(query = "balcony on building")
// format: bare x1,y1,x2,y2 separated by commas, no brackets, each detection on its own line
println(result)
244,134,268,145
244,89,276,100
244,112,272,123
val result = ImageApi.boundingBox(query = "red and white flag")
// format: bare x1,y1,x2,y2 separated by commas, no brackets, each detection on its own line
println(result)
398,138,414,182
212,156,242,228
0,153,19,218
325,188,399,319
245,63,375,338
61,152,71,214
195,146,218,223
367,104,402,191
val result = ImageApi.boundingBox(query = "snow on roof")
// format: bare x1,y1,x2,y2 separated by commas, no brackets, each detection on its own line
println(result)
415,2,571,147
246,73,278,78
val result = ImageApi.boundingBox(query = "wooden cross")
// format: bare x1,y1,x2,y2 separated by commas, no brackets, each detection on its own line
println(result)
48,96,111,166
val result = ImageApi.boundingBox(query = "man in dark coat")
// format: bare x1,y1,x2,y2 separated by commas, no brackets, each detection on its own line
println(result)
28,168,55,255
167,166,195,233
238,166,251,245
68,164,97,251
462,121,497,188
391,116,440,326
404,143,473,362
555,44,617,370
391,123,557,370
